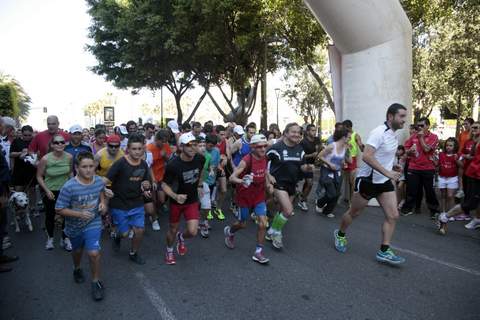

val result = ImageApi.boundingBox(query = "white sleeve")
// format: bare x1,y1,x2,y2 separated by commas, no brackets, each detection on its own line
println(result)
366,127,383,150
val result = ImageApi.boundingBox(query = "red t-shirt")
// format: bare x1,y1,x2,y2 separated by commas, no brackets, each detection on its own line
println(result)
235,154,267,208
404,132,439,171
29,130,70,159
217,139,227,156
147,143,172,182
461,139,475,171
465,142,480,180
438,152,458,178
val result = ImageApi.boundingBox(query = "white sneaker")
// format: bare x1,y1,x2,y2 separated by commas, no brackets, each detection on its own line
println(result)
298,201,308,212
45,237,54,250
128,229,134,239
315,205,324,214
152,220,161,231
63,238,72,252
465,218,480,230
326,213,335,218
438,212,449,224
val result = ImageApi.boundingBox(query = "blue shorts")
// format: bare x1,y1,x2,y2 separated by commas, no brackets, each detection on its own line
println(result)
111,206,145,234
239,202,266,221
70,227,102,252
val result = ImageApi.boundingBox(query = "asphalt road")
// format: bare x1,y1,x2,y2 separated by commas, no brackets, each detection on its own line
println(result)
1,193,479,320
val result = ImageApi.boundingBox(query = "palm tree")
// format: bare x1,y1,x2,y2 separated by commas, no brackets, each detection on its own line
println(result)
0,72,32,121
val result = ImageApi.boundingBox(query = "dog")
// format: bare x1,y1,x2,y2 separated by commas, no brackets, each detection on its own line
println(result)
9,191,33,233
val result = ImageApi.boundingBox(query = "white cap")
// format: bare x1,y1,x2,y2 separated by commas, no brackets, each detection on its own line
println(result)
250,134,267,145
167,120,180,134
233,125,245,136
119,125,128,135
179,132,197,145
69,124,83,134
199,132,206,139
1,116,16,128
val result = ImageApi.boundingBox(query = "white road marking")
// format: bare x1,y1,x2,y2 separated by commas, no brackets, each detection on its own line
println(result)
392,246,480,277
135,272,177,320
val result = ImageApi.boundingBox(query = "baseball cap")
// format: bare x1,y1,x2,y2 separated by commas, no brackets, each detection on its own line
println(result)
250,134,267,145
1,117,16,128
106,135,121,144
167,120,180,134
233,125,245,136
69,124,83,134
179,132,197,145
118,125,128,135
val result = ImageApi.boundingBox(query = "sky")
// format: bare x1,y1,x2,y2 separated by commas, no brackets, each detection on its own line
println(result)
0,0,329,131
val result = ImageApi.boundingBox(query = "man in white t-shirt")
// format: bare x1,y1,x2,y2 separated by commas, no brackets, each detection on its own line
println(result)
333,103,408,266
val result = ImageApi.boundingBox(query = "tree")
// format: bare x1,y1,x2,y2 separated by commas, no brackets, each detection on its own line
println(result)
86,0,206,124
0,73,32,121
265,0,334,114
283,67,328,127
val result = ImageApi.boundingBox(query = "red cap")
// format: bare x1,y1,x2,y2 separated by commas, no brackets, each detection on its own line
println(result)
106,135,121,144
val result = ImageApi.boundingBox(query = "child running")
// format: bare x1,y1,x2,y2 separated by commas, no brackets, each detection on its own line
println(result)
55,151,107,301
437,138,461,216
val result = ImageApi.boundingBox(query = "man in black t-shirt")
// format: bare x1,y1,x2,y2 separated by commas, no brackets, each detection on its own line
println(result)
298,124,322,211
106,134,152,265
266,123,314,249
162,132,205,265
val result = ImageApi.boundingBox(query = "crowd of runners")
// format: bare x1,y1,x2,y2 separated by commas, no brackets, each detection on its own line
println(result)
0,103,479,301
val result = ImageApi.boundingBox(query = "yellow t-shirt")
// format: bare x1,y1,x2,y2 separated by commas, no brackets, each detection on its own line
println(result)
97,147,124,178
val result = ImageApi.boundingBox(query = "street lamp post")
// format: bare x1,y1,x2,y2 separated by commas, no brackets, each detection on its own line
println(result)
275,88,280,126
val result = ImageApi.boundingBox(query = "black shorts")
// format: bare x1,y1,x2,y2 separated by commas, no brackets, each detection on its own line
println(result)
354,177,394,201
461,177,480,212
302,171,314,180
274,182,297,196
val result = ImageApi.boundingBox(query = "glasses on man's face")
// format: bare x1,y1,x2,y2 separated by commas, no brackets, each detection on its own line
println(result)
416,124,425,128
108,144,120,149
185,143,198,148
53,140,65,145
254,145,267,150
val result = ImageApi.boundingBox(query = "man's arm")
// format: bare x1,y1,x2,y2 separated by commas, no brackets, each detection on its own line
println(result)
229,160,246,185
363,145,401,181
355,134,365,152
418,131,438,153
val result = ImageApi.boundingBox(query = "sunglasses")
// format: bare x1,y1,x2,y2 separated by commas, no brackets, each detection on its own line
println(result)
416,124,425,128
108,144,120,148
254,145,267,149
185,142,198,147
471,126,480,130
52,140,65,145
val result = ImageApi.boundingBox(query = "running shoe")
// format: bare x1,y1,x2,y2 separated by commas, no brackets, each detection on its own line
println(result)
128,229,134,239
265,228,274,241
438,223,447,235
206,210,214,220
315,204,324,214
165,251,176,265
91,281,105,301
63,238,73,252
438,212,449,224
271,232,283,249
325,213,335,218
298,201,308,212
401,210,414,217
216,208,225,220
200,223,209,238
465,218,480,230
375,248,406,265
129,252,146,265
334,229,347,253
45,237,54,250
176,232,187,256
73,268,85,284
455,213,470,221
224,226,234,249
152,219,161,231
252,250,270,264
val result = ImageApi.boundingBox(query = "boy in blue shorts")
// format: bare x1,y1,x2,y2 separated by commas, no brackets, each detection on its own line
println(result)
105,134,152,265
56,151,107,301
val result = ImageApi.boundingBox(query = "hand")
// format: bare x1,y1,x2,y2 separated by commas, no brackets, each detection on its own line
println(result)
307,164,315,172
392,164,403,172
175,194,187,204
99,203,108,215
328,163,337,171
79,211,94,220
46,190,55,200
143,190,152,199
269,175,277,186
417,129,424,137
104,188,114,198
387,170,402,182
141,181,151,192
20,149,28,159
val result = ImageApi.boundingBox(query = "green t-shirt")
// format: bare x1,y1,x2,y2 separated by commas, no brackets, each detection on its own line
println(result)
44,153,71,191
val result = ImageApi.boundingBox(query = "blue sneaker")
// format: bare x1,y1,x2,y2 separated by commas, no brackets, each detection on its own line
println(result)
376,248,405,265
334,229,347,253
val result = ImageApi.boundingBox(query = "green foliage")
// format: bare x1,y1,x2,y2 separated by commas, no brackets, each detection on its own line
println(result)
0,73,31,120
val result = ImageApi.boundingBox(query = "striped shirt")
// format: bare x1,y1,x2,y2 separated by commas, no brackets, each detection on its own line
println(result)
55,176,105,238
